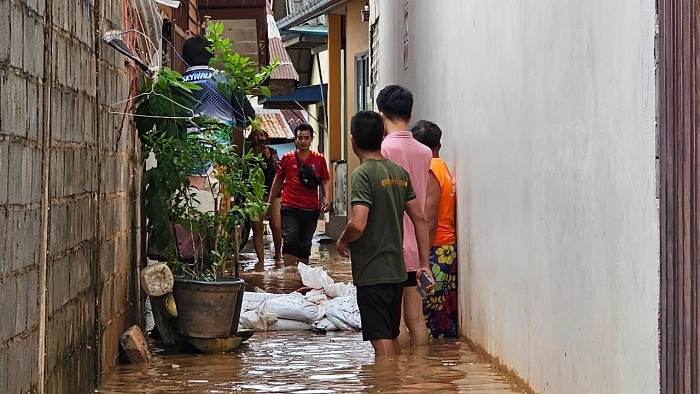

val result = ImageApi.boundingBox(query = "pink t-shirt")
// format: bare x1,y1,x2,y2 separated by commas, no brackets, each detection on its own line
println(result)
381,131,432,272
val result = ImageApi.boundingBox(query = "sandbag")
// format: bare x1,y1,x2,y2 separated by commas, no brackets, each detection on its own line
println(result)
312,317,339,331
325,296,362,330
304,289,329,305
267,319,312,331
324,282,355,298
264,293,325,322
239,301,277,331
298,262,334,289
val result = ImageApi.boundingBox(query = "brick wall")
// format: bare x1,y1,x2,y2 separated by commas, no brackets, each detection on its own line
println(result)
0,0,142,392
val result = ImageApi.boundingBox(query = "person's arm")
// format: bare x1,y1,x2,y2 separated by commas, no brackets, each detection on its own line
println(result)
318,156,332,212
269,148,280,174
425,172,441,245
268,175,283,205
320,179,331,213
336,204,369,257
405,198,435,289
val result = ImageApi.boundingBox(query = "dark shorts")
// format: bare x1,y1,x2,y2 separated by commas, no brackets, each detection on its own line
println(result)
403,271,417,287
280,206,319,259
356,282,404,341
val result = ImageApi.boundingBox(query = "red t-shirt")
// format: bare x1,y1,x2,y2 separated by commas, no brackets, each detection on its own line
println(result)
277,150,330,210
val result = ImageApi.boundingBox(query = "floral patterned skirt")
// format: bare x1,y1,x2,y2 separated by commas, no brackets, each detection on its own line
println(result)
423,243,458,338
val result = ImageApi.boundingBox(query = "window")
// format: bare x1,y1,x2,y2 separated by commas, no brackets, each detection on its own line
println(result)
355,52,370,111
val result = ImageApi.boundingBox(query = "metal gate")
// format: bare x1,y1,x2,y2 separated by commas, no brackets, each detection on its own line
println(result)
659,0,700,392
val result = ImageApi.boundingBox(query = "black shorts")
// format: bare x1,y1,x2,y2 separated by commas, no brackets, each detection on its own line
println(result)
280,206,319,259
356,282,404,341
403,271,417,287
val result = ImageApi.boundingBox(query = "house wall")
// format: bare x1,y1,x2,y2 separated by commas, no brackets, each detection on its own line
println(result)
344,0,370,176
0,0,141,392
375,1,659,392
309,50,329,153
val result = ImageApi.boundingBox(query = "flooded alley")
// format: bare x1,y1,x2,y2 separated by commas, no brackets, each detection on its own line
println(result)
98,228,524,393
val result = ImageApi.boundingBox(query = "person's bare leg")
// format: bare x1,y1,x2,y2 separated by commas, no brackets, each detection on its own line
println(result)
397,313,410,347
402,287,429,346
251,219,265,263
392,338,401,355
284,254,298,266
371,339,400,358
300,258,309,265
269,210,282,259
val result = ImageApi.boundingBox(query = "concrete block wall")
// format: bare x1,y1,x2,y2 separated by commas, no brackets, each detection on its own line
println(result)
222,19,260,68
0,0,142,392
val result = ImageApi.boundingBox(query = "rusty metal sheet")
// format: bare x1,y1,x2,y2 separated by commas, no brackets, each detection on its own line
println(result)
253,109,295,139
267,14,299,81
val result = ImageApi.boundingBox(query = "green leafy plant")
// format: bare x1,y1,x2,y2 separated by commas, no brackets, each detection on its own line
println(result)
135,23,277,280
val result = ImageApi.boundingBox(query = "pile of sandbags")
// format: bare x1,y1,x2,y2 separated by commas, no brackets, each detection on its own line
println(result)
238,262,362,332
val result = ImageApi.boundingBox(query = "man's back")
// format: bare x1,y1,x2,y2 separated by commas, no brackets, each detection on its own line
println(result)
380,131,432,272
183,66,255,128
349,158,416,286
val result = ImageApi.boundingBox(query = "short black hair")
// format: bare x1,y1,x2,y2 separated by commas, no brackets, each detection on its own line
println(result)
294,123,314,138
411,120,442,149
376,85,413,122
351,111,384,151
182,35,214,67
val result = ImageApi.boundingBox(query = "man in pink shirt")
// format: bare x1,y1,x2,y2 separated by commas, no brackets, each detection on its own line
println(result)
378,85,434,347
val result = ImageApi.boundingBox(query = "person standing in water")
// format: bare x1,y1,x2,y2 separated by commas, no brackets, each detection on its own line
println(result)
337,111,433,357
268,123,331,266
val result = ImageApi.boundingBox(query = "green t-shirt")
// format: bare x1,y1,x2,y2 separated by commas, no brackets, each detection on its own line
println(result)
349,158,416,286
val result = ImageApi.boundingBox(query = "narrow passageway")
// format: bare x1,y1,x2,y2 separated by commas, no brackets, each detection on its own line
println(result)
99,224,525,393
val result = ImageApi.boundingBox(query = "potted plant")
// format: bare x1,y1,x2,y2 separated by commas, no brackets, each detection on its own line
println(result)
134,23,277,340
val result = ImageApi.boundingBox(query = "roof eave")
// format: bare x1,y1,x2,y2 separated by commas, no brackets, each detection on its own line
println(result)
276,0,350,31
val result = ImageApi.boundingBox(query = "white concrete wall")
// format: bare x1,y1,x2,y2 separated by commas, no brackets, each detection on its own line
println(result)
376,1,659,393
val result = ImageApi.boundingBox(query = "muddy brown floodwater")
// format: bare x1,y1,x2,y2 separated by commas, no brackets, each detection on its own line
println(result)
98,228,525,393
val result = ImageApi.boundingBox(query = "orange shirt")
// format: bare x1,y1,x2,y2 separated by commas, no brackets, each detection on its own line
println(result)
430,158,457,246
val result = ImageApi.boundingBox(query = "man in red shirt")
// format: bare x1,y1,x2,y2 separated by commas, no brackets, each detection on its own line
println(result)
268,123,331,266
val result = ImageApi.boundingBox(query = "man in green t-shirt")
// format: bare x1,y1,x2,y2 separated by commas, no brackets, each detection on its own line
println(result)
337,110,434,358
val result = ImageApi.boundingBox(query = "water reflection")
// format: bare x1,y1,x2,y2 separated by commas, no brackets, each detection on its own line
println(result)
99,229,523,393
99,332,522,393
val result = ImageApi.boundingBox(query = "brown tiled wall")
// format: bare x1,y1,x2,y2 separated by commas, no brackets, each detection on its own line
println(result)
0,0,142,392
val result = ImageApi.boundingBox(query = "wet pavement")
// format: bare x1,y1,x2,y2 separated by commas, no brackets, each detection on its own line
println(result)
98,223,525,393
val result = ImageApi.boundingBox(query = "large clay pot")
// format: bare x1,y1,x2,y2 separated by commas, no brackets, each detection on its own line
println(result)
218,276,246,336
173,277,246,338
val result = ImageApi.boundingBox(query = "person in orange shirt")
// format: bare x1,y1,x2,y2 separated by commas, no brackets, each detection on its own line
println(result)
411,120,458,338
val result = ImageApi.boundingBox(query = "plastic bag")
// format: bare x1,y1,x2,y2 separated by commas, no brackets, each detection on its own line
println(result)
298,262,334,289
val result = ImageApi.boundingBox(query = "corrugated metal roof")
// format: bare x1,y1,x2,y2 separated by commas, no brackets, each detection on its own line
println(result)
267,14,299,81
252,109,295,139
264,84,327,104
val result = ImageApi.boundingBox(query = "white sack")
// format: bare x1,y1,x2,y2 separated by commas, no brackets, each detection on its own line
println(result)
324,282,355,298
239,300,278,331
304,289,329,304
298,262,334,289
312,317,339,331
264,292,325,322
325,295,362,330
267,319,312,331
